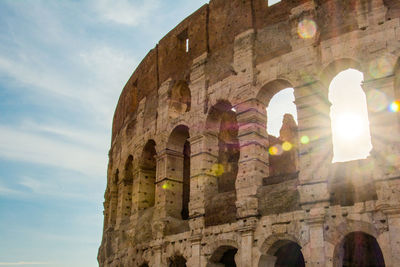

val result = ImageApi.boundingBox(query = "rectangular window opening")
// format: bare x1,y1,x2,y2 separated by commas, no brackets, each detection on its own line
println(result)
267,0,281,7
177,29,189,53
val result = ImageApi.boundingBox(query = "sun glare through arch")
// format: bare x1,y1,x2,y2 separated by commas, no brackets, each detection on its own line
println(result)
329,68,372,163
267,88,298,137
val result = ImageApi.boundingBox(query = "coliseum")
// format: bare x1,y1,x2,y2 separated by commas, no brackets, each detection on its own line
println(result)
98,0,400,266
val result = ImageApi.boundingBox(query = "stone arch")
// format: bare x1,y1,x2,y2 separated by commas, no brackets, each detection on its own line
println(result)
258,234,305,267
332,231,385,267
204,100,239,226
138,140,157,210
119,155,134,222
169,80,191,118
168,254,187,267
320,58,364,89
205,100,240,193
167,124,191,220
109,169,119,226
207,239,239,267
257,79,299,177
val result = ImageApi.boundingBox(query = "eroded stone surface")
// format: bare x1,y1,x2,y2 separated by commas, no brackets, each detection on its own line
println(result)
99,0,400,266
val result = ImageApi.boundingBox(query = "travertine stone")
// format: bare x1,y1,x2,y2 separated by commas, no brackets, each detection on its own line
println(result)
98,0,400,266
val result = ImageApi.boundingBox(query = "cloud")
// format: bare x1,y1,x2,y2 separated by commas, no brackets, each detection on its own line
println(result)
0,263,50,266
0,124,106,177
95,0,160,26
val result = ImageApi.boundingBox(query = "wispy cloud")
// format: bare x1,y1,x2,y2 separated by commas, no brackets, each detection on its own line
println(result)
0,262,51,266
95,0,160,26
0,124,106,177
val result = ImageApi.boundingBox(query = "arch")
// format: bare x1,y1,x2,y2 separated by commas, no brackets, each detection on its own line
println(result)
328,68,372,162
167,125,191,220
138,140,157,209
257,79,293,108
333,231,385,267
168,255,187,267
320,58,364,88
207,245,238,267
109,169,119,226
257,79,299,177
259,236,305,267
169,80,191,118
120,155,134,221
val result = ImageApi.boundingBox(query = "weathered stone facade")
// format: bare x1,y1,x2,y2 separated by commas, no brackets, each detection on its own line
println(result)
98,0,400,266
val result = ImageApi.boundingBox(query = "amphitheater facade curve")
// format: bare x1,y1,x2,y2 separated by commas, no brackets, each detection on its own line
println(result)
98,0,400,266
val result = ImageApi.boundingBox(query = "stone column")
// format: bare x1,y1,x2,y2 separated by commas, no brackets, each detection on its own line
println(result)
154,149,184,219
153,245,163,267
305,210,327,267
188,134,219,231
382,207,400,266
188,235,202,267
363,76,400,180
235,98,269,218
294,81,331,210
356,0,387,30
238,220,256,267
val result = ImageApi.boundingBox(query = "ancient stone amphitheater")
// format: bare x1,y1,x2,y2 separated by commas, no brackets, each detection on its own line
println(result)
98,0,400,266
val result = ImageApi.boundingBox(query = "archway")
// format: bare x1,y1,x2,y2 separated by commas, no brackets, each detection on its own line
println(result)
334,232,385,267
259,239,305,267
167,125,191,220
169,255,187,267
169,80,191,118
328,68,372,162
257,79,299,177
204,100,239,226
139,140,157,210
208,245,238,267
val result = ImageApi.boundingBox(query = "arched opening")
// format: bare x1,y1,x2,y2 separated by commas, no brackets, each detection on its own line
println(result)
208,246,238,267
169,80,191,118
256,80,301,215
335,232,385,267
121,155,133,221
109,169,119,226
217,108,240,193
167,125,191,220
204,100,239,226
259,240,305,267
328,69,372,162
257,80,299,178
266,88,299,177
139,263,149,267
169,255,187,267
273,241,305,267
139,140,157,210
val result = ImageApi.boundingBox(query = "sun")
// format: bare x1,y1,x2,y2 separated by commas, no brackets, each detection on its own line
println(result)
334,112,364,140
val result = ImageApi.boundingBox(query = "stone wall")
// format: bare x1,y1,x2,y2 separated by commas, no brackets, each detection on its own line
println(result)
99,0,400,266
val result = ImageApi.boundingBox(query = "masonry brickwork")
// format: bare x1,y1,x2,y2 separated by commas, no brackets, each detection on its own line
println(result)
98,0,400,266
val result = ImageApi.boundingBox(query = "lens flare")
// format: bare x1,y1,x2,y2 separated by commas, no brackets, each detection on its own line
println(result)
269,144,283,156
366,89,388,112
162,183,169,190
369,55,396,79
211,164,224,176
300,136,310,144
297,19,317,39
282,141,293,151
389,101,400,112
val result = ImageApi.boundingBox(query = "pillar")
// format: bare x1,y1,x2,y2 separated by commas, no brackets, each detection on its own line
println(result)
235,98,269,218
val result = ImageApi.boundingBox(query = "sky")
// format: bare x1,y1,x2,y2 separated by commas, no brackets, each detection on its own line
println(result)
0,1,209,266
0,1,374,266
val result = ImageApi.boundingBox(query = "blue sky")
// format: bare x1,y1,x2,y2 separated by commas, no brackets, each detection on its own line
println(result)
0,1,374,266
0,1,208,266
